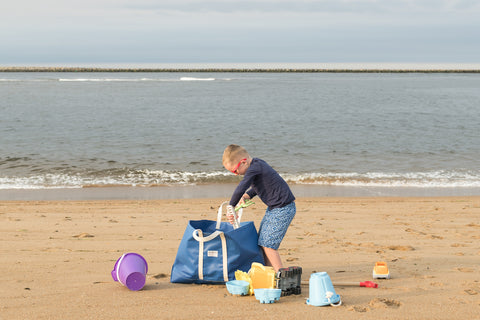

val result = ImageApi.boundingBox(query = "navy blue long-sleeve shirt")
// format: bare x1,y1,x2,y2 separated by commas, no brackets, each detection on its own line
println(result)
229,158,295,209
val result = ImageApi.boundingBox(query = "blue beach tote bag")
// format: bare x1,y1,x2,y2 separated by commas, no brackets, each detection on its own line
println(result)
170,202,264,284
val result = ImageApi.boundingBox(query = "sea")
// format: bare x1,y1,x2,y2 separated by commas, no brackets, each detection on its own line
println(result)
1,63,479,199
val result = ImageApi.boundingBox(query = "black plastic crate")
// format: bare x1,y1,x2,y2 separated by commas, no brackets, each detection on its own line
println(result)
276,266,302,296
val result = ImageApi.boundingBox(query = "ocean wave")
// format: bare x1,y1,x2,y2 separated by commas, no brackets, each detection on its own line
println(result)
1,77,227,83
180,77,216,81
1,169,479,189
58,78,182,82
283,170,480,188
0,170,235,189
58,78,148,82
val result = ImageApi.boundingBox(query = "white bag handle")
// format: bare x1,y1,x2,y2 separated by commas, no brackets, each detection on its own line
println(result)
192,229,228,282
217,201,243,229
192,229,223,242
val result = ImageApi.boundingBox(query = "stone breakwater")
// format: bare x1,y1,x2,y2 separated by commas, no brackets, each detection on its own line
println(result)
1,67,480,73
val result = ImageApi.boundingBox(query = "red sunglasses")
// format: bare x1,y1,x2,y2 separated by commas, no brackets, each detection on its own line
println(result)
230,158,247,175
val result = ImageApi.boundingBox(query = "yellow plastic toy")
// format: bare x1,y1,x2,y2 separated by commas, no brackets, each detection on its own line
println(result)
235,263,276,295
249,262,276,290
373,261,390,279
235,270,254,295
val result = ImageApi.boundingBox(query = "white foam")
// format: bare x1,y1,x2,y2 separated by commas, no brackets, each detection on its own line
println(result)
282,170,480,188
1,170,479,189
58,78,164,82
180,77,215,81
0,170,231,189
56,77,218,82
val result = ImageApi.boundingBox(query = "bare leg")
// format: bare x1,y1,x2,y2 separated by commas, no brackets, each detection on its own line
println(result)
261,246,283,272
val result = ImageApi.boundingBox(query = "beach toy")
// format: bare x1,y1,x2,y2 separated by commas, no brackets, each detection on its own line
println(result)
226,280,250,296
334,281,378,288
373,261,390,279
302,280,378,288
277,266,302,296
306,272,341,307
221,200,255,230
248,263,276,290
235,199,255,212
254,288,282,304
235,270,254,295
111,253,148,291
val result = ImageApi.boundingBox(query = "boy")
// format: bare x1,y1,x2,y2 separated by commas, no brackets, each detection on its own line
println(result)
222,144,296,272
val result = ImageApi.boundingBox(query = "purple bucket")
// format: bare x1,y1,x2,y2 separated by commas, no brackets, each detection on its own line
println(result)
111,253,148,291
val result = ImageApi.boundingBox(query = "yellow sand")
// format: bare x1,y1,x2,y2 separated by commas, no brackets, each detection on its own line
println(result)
1,196,479,319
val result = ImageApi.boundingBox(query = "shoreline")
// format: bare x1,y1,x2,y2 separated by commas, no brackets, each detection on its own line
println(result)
1,184,480,201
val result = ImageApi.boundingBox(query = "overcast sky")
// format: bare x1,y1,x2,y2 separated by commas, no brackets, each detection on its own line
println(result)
1,0,479,64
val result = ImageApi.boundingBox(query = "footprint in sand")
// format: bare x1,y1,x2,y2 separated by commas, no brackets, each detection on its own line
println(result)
73,232,95,238
430,282,444,287
464,289,478,295
460,280,480,296
387,245,415,251
348,305,369,313
368,298,402,309
466,222,480,228
405,228,426,235
349,298,402,313
405,228,443,239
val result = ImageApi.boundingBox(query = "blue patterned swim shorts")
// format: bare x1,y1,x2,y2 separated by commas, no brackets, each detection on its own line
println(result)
258,202,296,250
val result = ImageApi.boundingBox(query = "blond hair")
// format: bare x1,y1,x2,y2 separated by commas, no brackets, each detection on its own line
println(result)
222,144,250,166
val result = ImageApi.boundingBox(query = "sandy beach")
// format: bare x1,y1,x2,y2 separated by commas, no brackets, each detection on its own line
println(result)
1,196,479,319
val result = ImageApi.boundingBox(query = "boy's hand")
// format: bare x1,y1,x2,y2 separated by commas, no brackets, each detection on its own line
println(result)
226,205,237,225
239,193,250,205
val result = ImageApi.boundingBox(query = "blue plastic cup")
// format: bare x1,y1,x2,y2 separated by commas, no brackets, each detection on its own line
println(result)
306,272,341,306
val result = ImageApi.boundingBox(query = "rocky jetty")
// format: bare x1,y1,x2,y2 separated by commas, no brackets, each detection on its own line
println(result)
1,66,479,73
